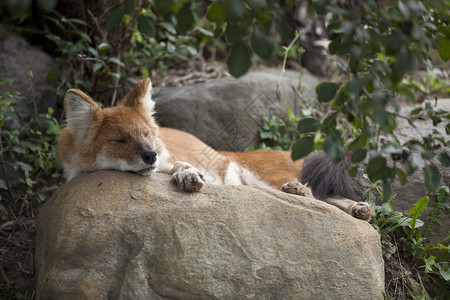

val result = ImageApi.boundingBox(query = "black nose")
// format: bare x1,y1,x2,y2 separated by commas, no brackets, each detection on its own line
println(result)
141,150,157,165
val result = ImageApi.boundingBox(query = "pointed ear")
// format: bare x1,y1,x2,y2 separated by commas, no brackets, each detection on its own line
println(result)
64,89,99,139
119,78,154,117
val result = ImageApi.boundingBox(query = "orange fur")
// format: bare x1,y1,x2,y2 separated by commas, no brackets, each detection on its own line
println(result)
58,78,374,220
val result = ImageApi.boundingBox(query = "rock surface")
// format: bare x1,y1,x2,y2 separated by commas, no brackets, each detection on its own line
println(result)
36,171,384,299
0,32,56,113
154,68,320,151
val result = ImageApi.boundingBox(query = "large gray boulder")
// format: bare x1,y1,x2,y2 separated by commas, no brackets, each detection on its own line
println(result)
36,171,384,299
154,68,320,151
0,32,56,113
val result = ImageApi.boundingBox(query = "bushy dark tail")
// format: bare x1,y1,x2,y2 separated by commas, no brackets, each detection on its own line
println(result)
300,151,358,201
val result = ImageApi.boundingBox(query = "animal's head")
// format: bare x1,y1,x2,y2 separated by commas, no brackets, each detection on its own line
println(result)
61,78,161,178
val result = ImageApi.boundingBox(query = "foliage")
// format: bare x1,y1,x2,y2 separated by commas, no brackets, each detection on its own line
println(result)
205,0,290,77
403,67,450,101
364,176,450,298
39,0,216,104
424,186,450,237
287,0,450,202
255,103,325,152
0,78,62,208
0,246,27,300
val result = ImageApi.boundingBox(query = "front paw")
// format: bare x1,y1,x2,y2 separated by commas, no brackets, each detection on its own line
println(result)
173,163,205,192
350,202,374,222
281,179,314,198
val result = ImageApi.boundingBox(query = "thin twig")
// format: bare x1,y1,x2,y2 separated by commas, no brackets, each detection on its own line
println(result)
87,9,107,42
28,73,38,120
277,31,302,97
0,235,25,247
0,219,35,231
110,47,122,107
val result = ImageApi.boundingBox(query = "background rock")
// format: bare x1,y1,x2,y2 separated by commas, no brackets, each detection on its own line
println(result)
0,32,56,114
36,171,384,299
154,68,320,151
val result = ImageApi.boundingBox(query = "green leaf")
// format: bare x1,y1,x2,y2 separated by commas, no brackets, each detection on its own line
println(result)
273,10,290,41
347,78,366,100
61,17,88,27
92,63,103,73
197,27,214,37
396,168,407,185
351,149,366,163
137,15,154,36
392,49,416,82
436,186,450,203
15,161,33,177
251,27,276,59
88,47,98,57
438,35,450,61
316,82,340,103
98,43,111,51
297,118,319,133
0,180,7,190
226,23,247,44
438,264,450,281
349,133,367,151
321,112,337,132
0,78,14,86
229,0,245,18
227,42,251,77
371,91,388,127
105,8,124,28
406,194,429,230
176,4,195,34
37,0,57,11
398,86,416,102
21,140,38,152
334,91,348,106
160,22,177,34
107,57,125,67
438,152,450,167
424,164,441,191
323,129,344,164
398,1,410,19
382,180,392,203
367,156,387,180
69,30,92,43
245,0,267,9
154,0,174,15
207,2,226,22
291,136,314,160
45,34,62,43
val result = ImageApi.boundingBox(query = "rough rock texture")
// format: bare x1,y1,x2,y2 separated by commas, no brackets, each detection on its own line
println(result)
36,171,384,299
154,68,320,151
0,32,56,113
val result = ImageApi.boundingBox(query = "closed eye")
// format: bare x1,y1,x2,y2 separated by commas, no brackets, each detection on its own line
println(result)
111,139,126,144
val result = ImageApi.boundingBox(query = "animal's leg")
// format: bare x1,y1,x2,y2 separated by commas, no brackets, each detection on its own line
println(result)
171,161,205,192
281,179,374,222
323,197,374,222
281,179,314,198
